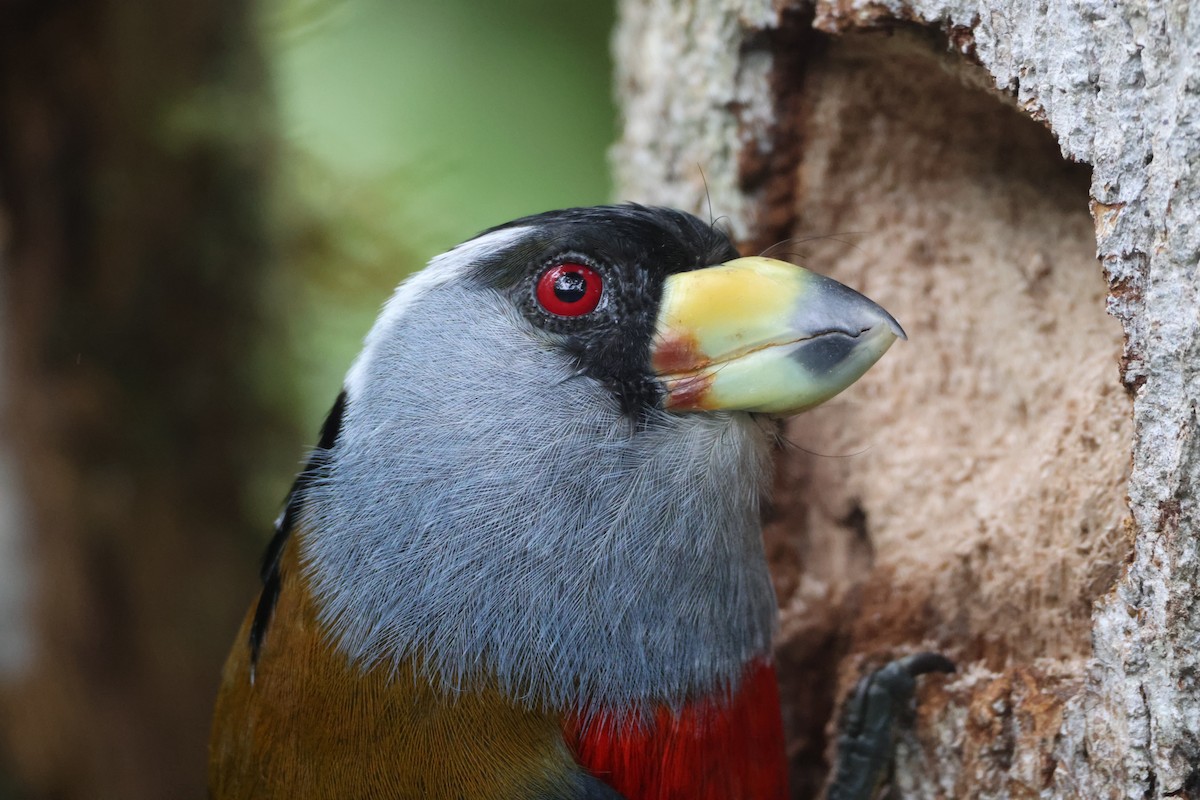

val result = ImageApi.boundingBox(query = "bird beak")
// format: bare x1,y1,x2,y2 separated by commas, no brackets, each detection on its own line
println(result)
651,256,905,415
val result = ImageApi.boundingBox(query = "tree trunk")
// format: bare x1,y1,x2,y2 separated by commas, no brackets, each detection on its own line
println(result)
615,1,1198,797
0,2,280,797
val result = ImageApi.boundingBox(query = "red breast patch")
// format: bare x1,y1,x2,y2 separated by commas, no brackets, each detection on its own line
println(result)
566,660,789,800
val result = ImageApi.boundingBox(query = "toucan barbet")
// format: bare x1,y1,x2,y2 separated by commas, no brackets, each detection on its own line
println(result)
209,205,942,800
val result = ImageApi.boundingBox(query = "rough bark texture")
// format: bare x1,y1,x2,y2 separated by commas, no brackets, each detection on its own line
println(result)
615,1,1196,798
0,2,279,797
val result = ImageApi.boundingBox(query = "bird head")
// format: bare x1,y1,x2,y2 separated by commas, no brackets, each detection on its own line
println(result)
298,205,903,717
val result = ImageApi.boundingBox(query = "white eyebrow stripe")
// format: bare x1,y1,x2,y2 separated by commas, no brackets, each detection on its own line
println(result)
342,226,533,400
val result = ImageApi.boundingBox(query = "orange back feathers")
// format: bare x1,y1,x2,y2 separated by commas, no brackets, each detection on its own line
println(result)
209,539,586,800
211,537,789,799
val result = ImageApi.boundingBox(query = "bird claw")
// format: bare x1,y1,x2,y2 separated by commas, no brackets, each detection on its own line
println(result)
824,652,955,800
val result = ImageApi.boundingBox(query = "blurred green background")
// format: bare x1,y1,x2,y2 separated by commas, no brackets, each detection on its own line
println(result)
0,1,615,797
266,0,615,431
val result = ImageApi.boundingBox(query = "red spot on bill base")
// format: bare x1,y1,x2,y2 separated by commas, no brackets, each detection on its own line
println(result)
652,332,708,375
664,373,714,411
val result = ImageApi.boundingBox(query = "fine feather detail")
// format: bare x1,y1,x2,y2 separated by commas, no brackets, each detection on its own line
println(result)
567,659,789,800
249,390,347,667
301,279,778,718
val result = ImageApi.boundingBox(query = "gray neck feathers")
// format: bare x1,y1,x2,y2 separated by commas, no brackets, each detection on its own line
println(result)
302,247,778,716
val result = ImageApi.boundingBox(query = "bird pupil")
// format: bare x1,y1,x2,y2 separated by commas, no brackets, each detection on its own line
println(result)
554,271,588,303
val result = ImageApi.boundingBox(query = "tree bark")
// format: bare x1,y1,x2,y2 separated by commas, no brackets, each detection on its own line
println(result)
615,1,1198,798
0,2,280,797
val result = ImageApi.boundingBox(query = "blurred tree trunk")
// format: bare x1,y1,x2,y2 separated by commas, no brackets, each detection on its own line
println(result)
615,1,1199,798
0,1,279,797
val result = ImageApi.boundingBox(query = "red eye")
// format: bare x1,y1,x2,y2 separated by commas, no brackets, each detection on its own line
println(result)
536,263,603,317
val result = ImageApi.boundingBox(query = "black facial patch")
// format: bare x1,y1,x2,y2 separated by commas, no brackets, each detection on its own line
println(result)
471,205,740,415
